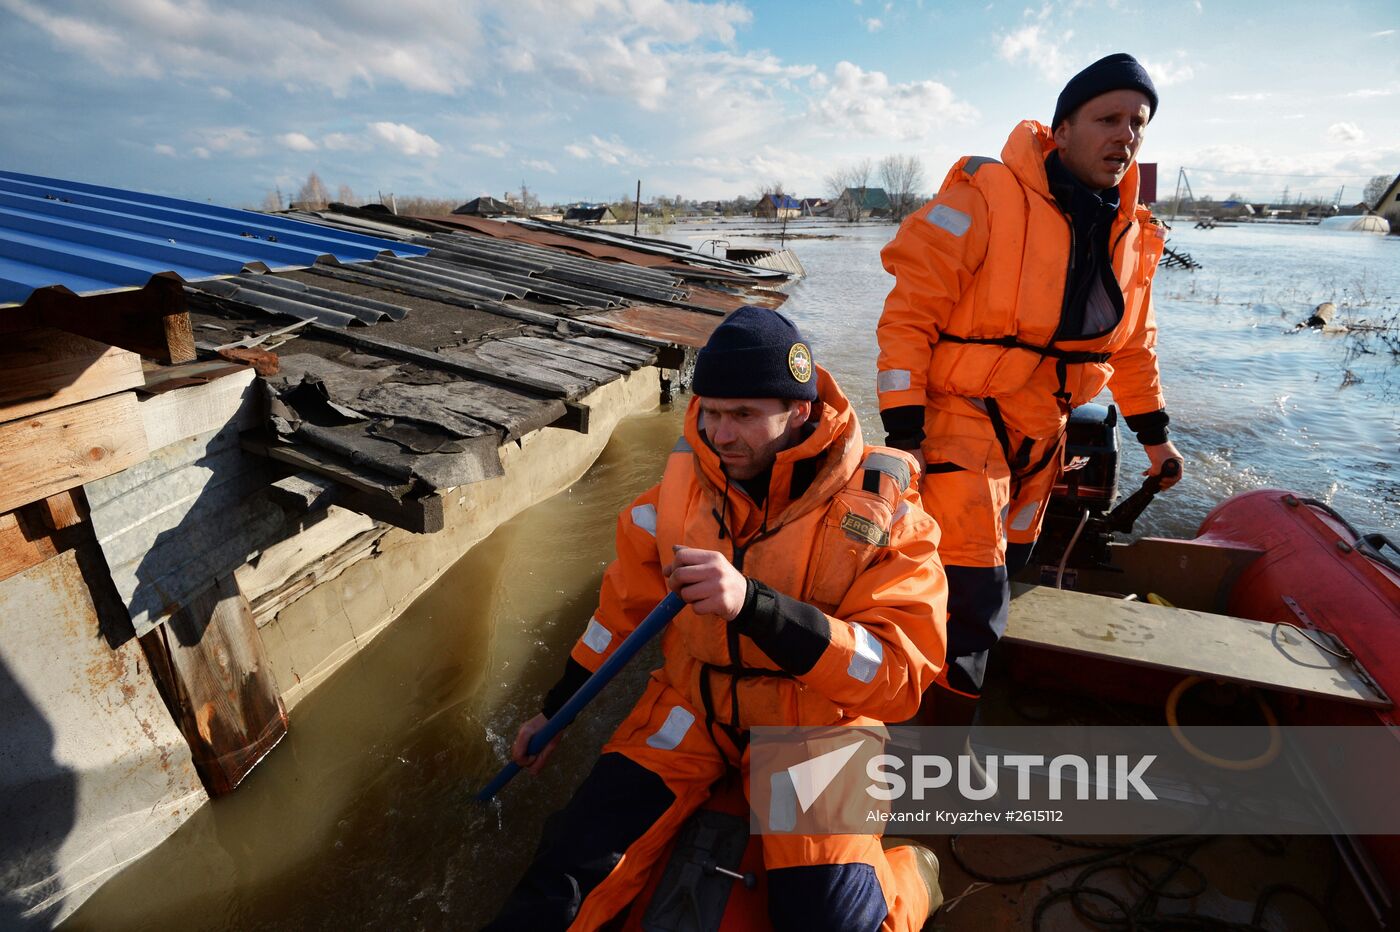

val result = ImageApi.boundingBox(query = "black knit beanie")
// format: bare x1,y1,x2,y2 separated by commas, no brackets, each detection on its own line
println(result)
692,305,817,401
1052,53,1158,129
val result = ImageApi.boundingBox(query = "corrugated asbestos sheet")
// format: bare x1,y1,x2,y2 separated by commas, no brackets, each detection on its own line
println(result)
0,171,429,307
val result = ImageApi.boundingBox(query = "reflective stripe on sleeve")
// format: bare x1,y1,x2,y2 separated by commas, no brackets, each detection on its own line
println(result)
847,623,884,685
927,204,972,237
877,369,912,393
631,503,658,536
645,705,695,750
581,617,612,653
1009,501,1041,532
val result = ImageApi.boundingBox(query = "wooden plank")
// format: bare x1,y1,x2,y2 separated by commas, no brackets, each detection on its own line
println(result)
306,322,572,398
0,392,148,514
241,435,444,533
442,342,593,398
1005,583,1389,707
0,329,145,421
503,335,640,374
140,574,288,796
41,491,85,530
0,510,58,582
355,379,565,441
469,339,617,386
267,472,341,514
138,367,259,451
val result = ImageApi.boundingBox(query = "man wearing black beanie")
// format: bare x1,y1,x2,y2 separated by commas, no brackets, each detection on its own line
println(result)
876,53,1184,729
487,305,950,930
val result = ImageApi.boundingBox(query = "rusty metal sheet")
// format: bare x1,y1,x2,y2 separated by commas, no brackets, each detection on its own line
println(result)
0,548,205,925
582,306,723,349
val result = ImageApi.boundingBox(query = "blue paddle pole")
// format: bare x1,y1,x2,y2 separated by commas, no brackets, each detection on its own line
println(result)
476,591,685,802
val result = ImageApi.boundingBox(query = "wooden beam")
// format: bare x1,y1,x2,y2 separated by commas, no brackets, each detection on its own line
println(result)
41,490,85,530
0,392,149,514
241,434,444,533
139,574,288,796
23,277,196,364
0,329,145,422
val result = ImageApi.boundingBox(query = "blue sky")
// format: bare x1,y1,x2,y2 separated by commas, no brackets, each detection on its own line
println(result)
1,0,1397,207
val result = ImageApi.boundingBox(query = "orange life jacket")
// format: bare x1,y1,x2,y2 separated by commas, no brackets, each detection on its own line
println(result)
571,368,947,741
877,120,1167,440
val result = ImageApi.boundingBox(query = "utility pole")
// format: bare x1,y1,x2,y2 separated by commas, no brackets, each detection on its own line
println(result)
634,180,641,237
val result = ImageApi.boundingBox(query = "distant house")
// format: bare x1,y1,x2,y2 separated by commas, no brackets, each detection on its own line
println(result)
754,194,801,220
564,205,618,224
453,196,514,217
837,186,892,219
1375,173,1400,233
799,197,825,216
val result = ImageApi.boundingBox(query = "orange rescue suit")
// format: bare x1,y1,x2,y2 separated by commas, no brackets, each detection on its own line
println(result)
568,366,949,733
877,119,1167,443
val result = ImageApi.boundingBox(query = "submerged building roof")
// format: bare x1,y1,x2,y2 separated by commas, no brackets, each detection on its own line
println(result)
0,170,429,307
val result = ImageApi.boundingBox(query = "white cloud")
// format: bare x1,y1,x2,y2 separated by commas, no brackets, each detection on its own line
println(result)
1371,29,1395,37
191,146,211,160
1346,85,1398,98
1326,122,1365,145
522,158,557,174
1226,92,1270,101
370,122,442,158
322,132,366,152
996,23,1074,81
279,132,318,152
194,127,261,157
470,142,510,158
1139,54,1195,87
153,143,177,157
810,61,977,141
2,0,479,95
563,135,649,167
864,17,883,31
209,85,233,100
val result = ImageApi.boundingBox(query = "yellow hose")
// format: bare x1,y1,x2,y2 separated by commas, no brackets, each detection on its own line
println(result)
1165,675,1281,771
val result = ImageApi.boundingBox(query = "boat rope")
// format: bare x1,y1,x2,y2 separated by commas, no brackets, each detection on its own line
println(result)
1288,495,1400,576
1165,676,1282,772
948,834,1347,931
1270,620,1354,660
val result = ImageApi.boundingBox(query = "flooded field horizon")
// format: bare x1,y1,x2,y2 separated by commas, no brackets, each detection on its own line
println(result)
66,219,1397,930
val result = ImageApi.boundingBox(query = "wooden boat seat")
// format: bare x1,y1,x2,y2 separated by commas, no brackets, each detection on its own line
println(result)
1005,583,1391,708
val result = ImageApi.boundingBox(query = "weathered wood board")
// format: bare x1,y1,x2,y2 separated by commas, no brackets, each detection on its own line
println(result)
0,329,145,422
0,392,148,514
1005,583,1388,707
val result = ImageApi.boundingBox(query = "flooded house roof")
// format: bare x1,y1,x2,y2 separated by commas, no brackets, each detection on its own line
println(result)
3,171,794,648
0,170,428,308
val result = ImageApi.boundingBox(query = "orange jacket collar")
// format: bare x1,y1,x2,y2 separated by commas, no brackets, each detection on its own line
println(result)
1000,119,1141,220
682,365,864,535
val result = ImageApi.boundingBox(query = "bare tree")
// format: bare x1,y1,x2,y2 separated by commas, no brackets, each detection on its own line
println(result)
336,184,356,206
826,159,873,222
880,154,926,223
518,182,540,217
295,171,330,210
260,187,284,212
1363,174,1393,209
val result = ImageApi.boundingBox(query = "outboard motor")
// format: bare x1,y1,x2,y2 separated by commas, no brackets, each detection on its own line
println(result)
1035,403,1179,586
1037,404,1121,579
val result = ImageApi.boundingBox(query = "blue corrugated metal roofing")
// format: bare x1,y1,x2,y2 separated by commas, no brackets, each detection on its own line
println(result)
0,170,430,307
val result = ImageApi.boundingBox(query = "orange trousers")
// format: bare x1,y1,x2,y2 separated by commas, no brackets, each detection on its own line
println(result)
568,676,932,931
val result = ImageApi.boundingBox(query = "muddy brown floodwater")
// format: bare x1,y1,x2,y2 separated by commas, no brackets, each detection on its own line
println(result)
67,218,1397,931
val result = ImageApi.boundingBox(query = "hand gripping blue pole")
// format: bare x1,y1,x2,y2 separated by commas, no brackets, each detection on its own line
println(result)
476,592,685,802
